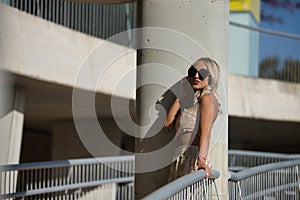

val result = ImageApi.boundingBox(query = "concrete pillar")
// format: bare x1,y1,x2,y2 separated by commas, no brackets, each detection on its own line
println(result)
0,80,25,165
136,1,229,199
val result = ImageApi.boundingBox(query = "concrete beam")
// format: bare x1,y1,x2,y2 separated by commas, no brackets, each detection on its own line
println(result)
229,73,300,122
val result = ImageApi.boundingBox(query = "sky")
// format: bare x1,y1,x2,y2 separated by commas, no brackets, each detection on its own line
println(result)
259,3,300,35
258,3,300,66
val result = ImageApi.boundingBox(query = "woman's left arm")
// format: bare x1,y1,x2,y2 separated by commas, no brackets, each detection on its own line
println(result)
195,94,215,177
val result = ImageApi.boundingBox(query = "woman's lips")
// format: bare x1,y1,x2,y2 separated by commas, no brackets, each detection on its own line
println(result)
194,79,200,84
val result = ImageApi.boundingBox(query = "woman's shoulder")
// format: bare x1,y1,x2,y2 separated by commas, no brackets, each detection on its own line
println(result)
199,92,222,116
199,92,219,108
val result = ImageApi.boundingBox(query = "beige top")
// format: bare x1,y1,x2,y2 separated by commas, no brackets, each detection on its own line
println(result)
177,108,198,134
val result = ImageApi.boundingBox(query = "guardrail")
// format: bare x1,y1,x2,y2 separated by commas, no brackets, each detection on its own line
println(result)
229,149,300,171
0,155,134,200
228,159,300,200
1,151,299,199
230,21,300,83
142,169,220,200
3,0,136,46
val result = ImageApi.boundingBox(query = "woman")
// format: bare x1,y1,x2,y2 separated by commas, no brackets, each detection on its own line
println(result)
164,57,221,181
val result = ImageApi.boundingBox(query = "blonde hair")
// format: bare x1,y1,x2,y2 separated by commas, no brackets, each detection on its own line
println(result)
192,57,220,101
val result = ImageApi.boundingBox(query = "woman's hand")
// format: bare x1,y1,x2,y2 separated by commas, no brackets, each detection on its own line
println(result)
194,158,211,178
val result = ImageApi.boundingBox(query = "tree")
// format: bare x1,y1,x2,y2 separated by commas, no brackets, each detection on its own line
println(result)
280,57,300,83
259,56,300,83
259,56,279,78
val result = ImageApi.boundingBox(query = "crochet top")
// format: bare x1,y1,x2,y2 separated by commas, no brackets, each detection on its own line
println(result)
177,108,199,135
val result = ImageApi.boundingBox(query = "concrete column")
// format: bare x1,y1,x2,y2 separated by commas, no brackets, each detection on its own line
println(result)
136,1,229,199
0,82,25,165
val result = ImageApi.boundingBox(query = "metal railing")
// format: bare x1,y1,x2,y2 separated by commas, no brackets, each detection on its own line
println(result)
142,169,220,200
228,149,300,172
1,151,300,199
228,159,300,200
230,21,300,83
3,0,137,46
0,155,134,200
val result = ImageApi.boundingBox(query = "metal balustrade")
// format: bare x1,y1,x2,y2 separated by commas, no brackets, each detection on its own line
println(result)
228,159,300,200
230,21,300,83
1,151,300,199
0,155,134,200
229,149,300,172
142,170,220,200
2,0,137,46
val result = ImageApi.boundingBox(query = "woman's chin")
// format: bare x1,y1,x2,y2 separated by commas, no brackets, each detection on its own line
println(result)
192,85,202,90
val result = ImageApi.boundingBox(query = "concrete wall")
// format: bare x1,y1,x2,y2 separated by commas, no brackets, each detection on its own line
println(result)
52,119,123,160
229,73,300,122
20,129,52,162
0,3,136,99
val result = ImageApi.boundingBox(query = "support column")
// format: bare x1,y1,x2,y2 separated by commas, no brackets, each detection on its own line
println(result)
0,81,25,165
136,1,229,199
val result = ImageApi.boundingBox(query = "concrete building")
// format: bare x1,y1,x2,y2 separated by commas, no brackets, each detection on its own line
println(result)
228,0,300,153
0,2,137,165
0,0,300,198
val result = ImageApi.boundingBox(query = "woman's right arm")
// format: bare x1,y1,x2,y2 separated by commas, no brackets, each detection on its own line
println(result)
164,98,180,127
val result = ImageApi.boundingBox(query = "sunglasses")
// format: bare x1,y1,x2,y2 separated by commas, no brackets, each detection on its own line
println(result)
188,67,209,81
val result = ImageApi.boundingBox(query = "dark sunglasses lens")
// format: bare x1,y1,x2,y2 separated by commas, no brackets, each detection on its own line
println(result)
188,68,197,77
198,69,209,81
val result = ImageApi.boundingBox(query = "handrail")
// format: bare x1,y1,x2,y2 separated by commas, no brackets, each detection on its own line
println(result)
0,177,134,199
228,159,300,200
0,155,135,199
0,155,134,171
142,169,220,200
230,21,300,40
228,149,300,170
229,149,300,160
229,159,300,182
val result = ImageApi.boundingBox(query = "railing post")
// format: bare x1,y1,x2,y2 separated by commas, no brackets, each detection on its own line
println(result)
237,181,243,200
296,166,300,192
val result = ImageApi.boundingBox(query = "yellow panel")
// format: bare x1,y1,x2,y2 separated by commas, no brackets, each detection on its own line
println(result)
230,0,260,23
230,0,251,11
250,0,261,23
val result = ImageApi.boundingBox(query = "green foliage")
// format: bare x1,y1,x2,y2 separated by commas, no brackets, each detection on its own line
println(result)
259,56,279,78
259,56,300,83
